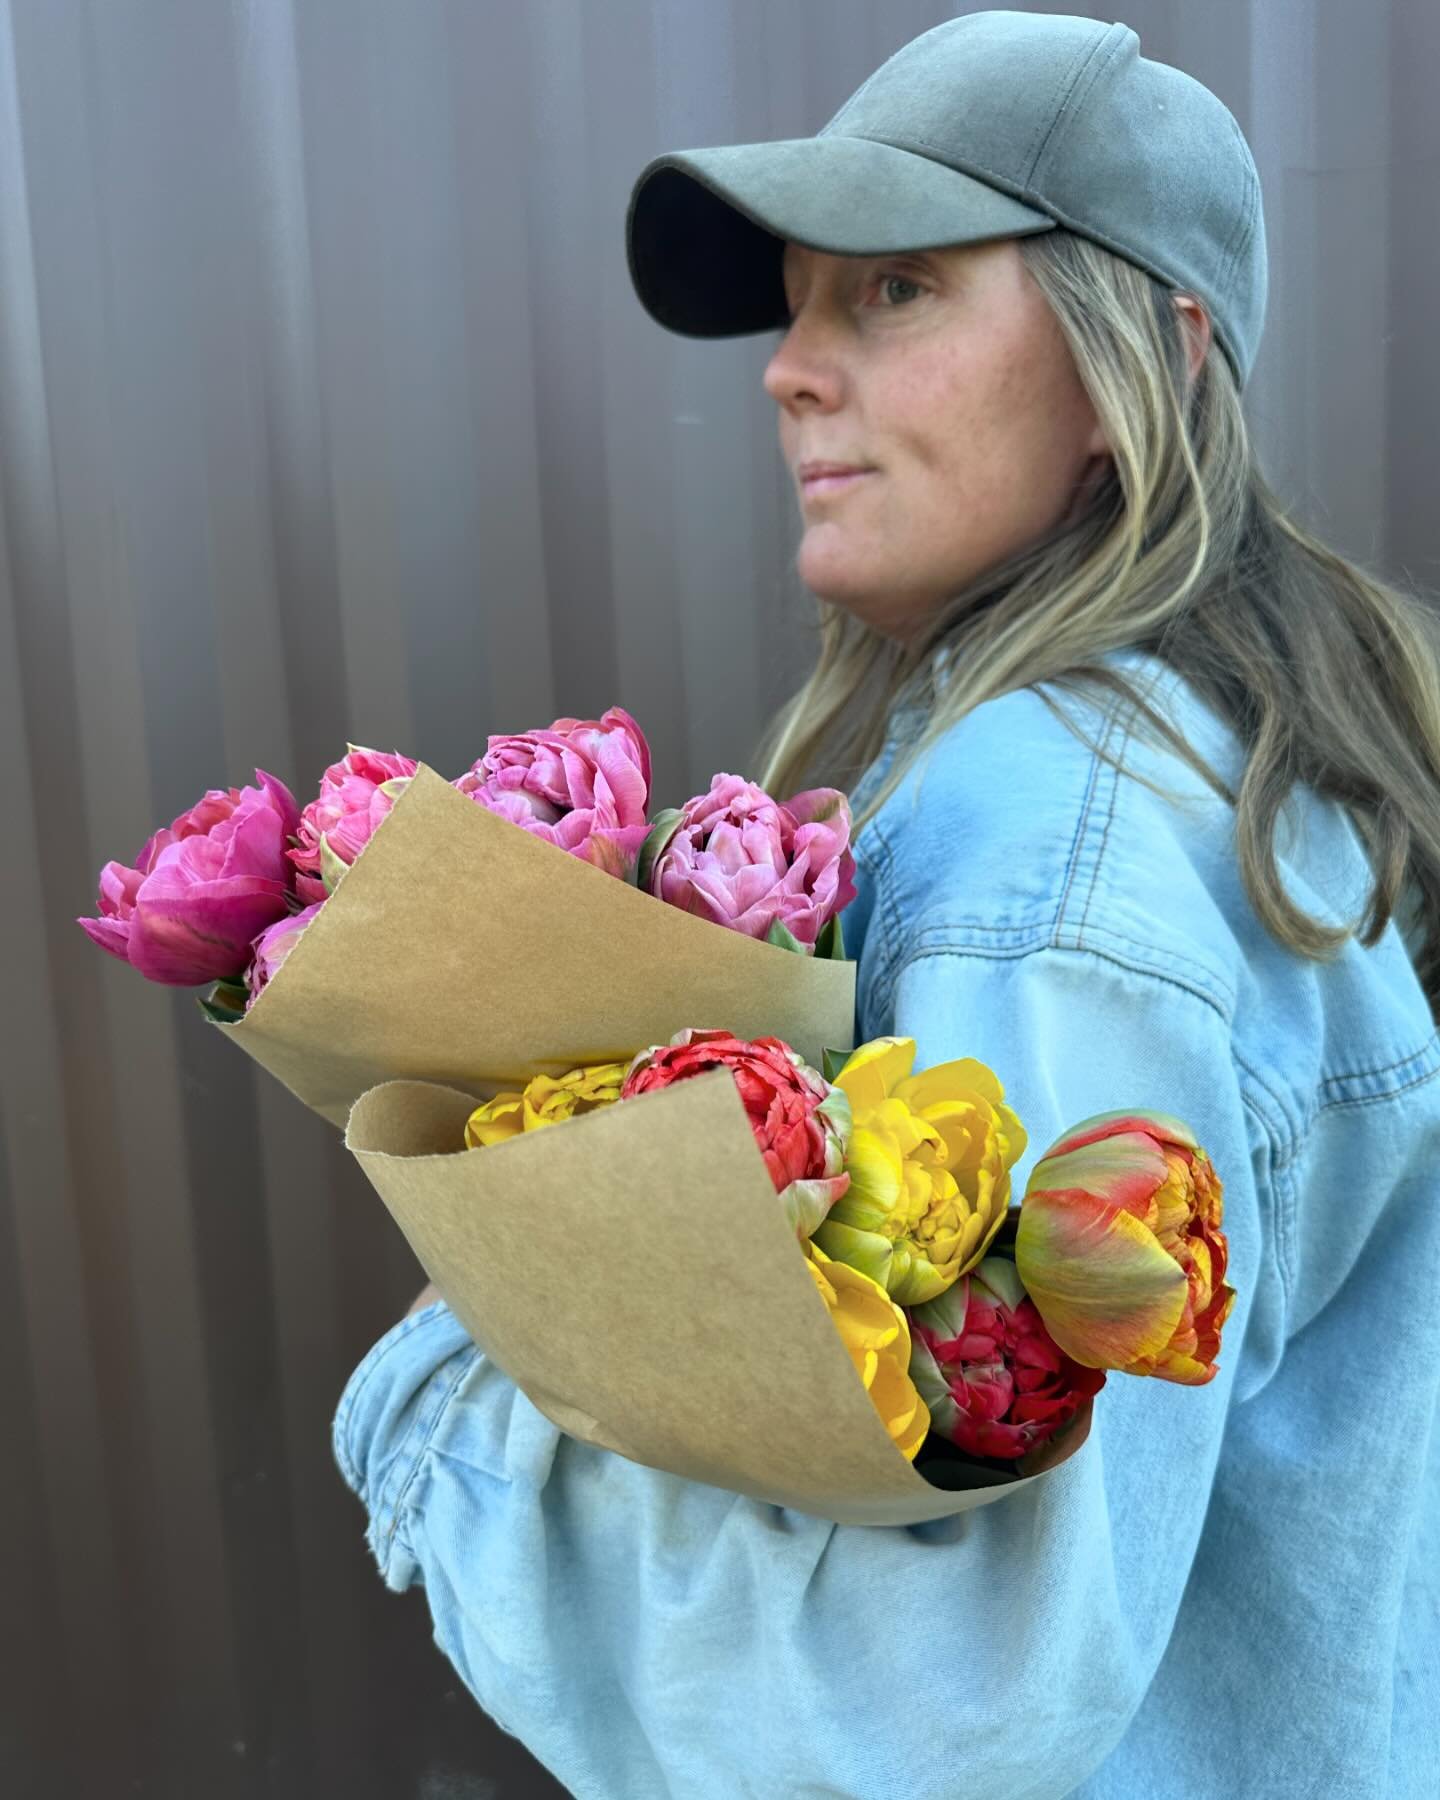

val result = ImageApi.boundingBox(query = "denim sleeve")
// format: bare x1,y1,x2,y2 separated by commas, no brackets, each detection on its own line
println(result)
331,1300,482,1591
332,946,1263,1800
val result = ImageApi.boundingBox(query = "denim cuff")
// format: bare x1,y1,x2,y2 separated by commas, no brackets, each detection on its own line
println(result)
331,1300,479,1589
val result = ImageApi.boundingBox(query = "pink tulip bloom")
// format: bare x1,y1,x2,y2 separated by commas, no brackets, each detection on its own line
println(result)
909,1257,1104,1461
646,775,856,949
289,747,417,903
245,901,324,1011
454,707,652,879
78,772,300,986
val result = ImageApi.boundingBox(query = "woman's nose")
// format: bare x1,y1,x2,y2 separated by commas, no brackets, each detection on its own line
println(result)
762,315,844,412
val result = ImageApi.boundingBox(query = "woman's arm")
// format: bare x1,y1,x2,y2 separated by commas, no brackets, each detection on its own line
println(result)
333,944,1265,1800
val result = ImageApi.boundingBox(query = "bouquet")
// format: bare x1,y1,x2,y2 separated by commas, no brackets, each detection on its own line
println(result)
347,1026,1234,1522
77,711,855,1125
80,706,1235,1523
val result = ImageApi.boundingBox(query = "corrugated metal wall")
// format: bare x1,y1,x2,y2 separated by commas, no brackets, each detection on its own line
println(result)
1,2,1434,1794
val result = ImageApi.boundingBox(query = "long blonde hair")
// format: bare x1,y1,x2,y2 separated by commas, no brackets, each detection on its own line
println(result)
753,228,1440,1021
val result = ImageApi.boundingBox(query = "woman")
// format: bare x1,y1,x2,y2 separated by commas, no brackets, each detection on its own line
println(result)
336,16,1440,1796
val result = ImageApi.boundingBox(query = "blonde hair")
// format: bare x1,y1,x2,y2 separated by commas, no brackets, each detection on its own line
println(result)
753,228,1440,1018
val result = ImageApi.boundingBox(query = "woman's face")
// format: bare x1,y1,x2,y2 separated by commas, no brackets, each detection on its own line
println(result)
763,237,1111,640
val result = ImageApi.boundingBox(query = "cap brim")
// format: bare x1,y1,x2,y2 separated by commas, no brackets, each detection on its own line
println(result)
626,136,1055,338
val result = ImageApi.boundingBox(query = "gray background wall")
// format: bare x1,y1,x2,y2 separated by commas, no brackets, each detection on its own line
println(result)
1,2,1434,1795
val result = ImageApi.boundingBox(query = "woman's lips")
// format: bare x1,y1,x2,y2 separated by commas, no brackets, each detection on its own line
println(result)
800,468,874,499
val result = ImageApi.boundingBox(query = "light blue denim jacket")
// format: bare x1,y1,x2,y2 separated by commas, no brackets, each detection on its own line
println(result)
333,649,1440,1799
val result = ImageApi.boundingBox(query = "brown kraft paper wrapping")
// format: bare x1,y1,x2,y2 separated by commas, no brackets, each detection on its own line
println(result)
216,765,857,1128
344,1068,1092,1527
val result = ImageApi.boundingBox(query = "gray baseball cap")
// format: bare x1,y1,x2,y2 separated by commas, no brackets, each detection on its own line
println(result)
626,11,1267,387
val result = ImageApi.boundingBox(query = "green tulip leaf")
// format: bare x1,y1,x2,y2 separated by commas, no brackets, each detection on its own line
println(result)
197,983,247,1025
764,916,808,956
815,913,846,961
636,809,682,894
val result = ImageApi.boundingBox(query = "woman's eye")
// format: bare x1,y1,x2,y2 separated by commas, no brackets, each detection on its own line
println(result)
779,271,925,324
875,273,923,307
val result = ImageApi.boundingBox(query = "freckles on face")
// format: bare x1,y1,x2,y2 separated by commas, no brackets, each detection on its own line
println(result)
769,239,1106,639
876,259,1097,572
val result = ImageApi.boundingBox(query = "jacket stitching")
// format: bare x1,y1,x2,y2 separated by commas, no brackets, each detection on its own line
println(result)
333,1306,441,1499
892,936,1233,1022
1050,713,1109,945
1316,1030,1440,1096
898,917,1233,1010
1230,1045,1300,1157
1317,1055,1440,1112
1057,919,1235,1010
1074,717,1133,948
374,1345,482,1565
868,816,906,1020
1270,1158,1299,1310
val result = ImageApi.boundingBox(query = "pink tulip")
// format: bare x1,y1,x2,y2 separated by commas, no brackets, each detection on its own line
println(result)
289,747,417,903
78,772,300,986
454,707,652,879
245,901,324,1011
645,776,856,949
908,1257,1104,1461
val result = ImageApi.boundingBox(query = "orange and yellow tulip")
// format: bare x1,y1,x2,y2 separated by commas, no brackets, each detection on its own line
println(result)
1014,1110,1235,1385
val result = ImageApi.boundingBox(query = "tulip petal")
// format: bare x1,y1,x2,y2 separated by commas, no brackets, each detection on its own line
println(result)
895,1057,1005,1114
993,1101,1029,1166
1016,1188,1188,1370
782,1175,847,1241
815,1084,853,1153
908,1337,960,1442
866,1354,929,1459
77,913,132,962
810,1219,893,1288
319,832,350,895
839,1125,906,1214
975,1255,1027,1311
835,1037,915,1113
1028,1131,1174,1218
1044,1108,1198,1161
909,1278,974,1342
127,877,291,985
887,1250,957,1308
952,1195,1008,1279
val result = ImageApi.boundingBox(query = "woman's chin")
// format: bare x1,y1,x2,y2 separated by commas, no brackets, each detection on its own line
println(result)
794,546,896,629
796,535,875,608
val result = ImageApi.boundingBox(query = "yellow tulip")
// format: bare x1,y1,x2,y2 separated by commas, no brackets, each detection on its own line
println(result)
464,1060,628,1150
804,1242,929,1461
812,1036,1027,1306
463,1091,525,1149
